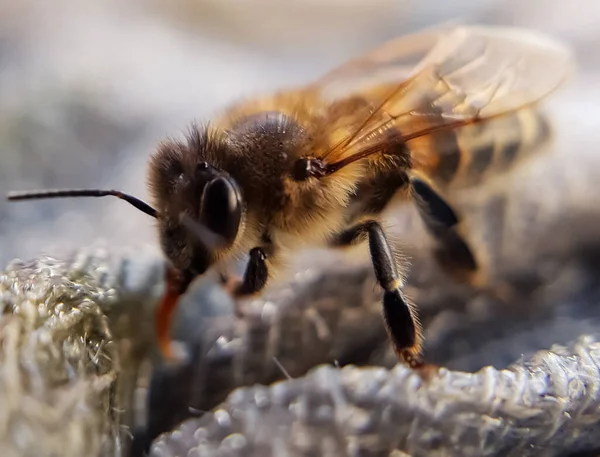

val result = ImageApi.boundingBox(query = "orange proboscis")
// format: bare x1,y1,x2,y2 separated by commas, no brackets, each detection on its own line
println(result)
155,267,182,360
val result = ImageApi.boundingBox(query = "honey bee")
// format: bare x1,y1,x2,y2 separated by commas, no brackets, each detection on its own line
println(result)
7,24,572,368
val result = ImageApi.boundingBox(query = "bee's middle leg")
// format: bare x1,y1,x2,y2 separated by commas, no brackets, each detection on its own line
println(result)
330,220,424,368
345,168,478,283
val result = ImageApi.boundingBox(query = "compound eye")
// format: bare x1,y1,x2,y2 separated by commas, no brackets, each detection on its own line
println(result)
199,176,242,243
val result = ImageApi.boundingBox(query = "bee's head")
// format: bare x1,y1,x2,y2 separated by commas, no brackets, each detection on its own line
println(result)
6,124,246,361
147,127,245,278
7,124,245,289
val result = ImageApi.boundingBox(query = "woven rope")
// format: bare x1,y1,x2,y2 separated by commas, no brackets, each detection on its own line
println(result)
149,336,600,457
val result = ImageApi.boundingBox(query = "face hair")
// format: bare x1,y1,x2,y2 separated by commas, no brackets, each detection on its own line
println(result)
7,189,158,218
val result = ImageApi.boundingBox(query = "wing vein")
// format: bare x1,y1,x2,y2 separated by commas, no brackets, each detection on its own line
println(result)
308,24,571,176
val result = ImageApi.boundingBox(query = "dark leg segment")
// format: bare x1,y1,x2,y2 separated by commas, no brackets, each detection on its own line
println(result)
233,247,269,297
219,247,271,300
429,227,478,283
345,168,478,284
410,175,478,282
410,176,458,228
330,220,423,368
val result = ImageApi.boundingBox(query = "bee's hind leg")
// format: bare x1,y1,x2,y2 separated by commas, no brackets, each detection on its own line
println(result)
330,220,424,368
409,174,479,284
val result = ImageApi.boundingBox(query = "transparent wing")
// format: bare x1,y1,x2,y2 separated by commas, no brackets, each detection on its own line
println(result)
311,21,460,98
311,24,573,171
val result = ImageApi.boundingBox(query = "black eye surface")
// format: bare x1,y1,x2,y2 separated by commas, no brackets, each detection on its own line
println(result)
199,176,243,243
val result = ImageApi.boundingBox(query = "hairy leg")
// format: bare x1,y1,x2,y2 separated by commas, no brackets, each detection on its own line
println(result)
346,168,478,281
330,219,423,368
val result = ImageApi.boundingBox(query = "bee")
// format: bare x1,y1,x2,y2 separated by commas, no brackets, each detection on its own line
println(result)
7,24,572,368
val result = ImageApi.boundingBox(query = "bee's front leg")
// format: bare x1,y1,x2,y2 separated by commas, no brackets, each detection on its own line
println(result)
330,220,424,368
220,247,271,316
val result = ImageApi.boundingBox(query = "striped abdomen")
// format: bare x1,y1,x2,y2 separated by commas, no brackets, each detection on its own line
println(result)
410,108,552,189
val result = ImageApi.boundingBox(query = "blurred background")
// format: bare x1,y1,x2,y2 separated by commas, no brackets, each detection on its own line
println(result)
0,0,597,266
2,1,600,455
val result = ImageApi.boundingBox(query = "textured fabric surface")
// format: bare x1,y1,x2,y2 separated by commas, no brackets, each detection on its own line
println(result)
1,1,600,456
0,250,163,457
149,337,600,457
1,233,600,457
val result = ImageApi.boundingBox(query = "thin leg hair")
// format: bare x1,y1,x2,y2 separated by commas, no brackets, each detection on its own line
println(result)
330,219,423,368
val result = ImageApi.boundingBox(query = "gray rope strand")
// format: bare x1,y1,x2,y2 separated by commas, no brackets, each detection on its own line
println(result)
149,336,600,457
0,249,163,457
2,245,600,457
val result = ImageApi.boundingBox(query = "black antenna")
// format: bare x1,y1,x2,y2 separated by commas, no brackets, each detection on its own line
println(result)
7,189,158,218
